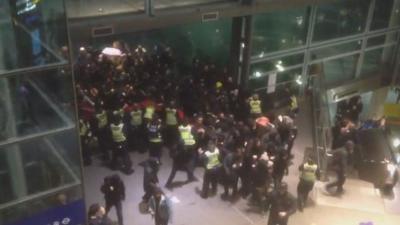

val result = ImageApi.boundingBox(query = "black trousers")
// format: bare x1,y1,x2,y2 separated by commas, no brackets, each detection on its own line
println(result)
111,141,132,171
239,168,251,196
268,213,288,225
128,125,144,152
202,167,220,197
297,179,314,209
155,215,168,225
81,136,92,165
166,157,195,185
105,200,123,225
96,127,110,160
326,173,346,193
223,175,239,196
164,125,178,148
149,142,162,160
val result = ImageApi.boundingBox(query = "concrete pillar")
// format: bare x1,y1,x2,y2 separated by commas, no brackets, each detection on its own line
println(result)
240,16,253,88
229,17,244,85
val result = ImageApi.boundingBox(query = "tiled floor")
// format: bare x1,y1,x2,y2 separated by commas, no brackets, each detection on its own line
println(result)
83,97,400,225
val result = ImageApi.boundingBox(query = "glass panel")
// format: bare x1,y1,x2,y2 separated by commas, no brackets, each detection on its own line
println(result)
252,7,309,55
250,53,304,78
311,40,362,60
155,0,237,9
323,54,359,85
371,0,394,30
0,185,82,225
391,2,400,27
248,68,303,91
313,0,370,42
0,0,69,73
248,75,269,91
0,129,81,203
66,0,145,18
254,81,301,111
0,67,75,143
276,68,303,83
366,32,398,48
82,19,232,71
360,46,396,78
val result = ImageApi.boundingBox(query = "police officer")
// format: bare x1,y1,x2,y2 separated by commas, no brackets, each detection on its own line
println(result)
79,119,92,166
199,139,221,199
249,94,262,118
297,158,319,212
110,115,134,174
128,103,144,152
165,119,197,188
267,182,296,225
144,102,156,125
147,115,163,161
289,93,299,118
94,104,110,161
164,101,179,149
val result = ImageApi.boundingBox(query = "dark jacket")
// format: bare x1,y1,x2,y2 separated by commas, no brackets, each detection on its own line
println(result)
269,191,296,217
149,195,173,223
141,160,159,191
101,175,125,203
88,216,113,225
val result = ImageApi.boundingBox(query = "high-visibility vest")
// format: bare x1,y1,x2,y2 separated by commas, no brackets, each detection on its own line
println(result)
130,110,143,126
144,106,155,119
96,111,108,129
113,109,124,118
301,163,318,182
179,125,195,146
165,108,178,126
290,96,298,110
79,121,88,136
249,100,261,114
148,123,162,143
205,149,220,169
110,123,126,143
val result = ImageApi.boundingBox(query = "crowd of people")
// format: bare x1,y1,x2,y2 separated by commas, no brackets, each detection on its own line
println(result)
75,40,318,225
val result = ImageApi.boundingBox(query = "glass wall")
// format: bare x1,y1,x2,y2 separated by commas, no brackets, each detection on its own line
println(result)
248,0,400,95
0,1,83,225
66,0,145,18
0,0,69,72
155,0,237,9
313,0,370,42
371,0,395,30
79,18,232,72
252,7,310,56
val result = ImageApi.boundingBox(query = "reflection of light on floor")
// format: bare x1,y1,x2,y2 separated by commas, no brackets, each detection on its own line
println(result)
315,179,385,214
170,196,180,203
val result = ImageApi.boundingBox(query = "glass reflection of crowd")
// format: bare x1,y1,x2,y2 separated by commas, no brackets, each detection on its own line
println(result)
76,40,302,225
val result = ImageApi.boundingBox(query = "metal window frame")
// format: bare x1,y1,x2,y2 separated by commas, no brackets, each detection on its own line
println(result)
355,0,376,78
